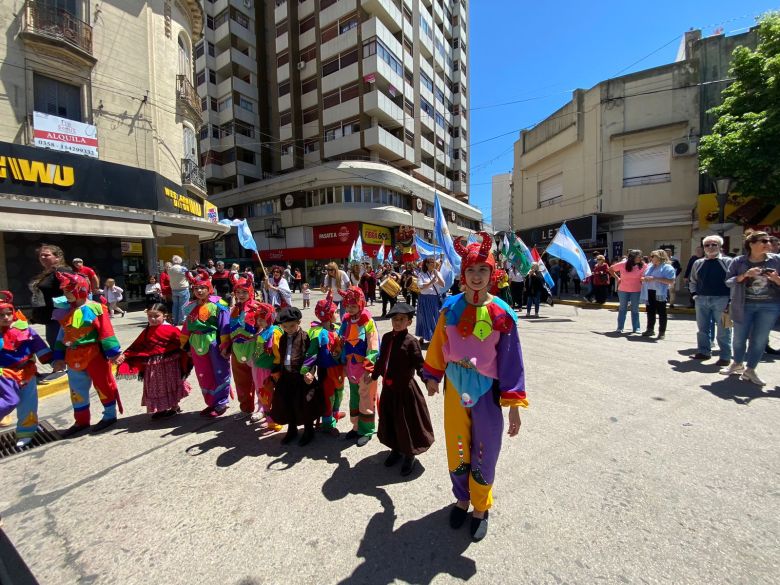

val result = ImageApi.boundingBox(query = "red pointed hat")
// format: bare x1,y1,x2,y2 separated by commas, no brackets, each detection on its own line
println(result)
256,303,276,328
453,231,495,280
315,290,337,322
337,286,366,311
233,276,255,299
0,290,14,311
56,271,90,300
191,268,213,293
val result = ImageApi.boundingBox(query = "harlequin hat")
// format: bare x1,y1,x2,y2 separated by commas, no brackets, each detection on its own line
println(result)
453,231,496,281
315,290,337,321
256,303,276,327
386,302,415,318
191,268,213,293
337,286,366,311
56,270,89,300
233,276,254,299
0,290,14,311
276,306,303,323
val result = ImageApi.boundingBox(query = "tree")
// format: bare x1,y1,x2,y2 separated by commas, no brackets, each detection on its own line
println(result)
699,12,780,204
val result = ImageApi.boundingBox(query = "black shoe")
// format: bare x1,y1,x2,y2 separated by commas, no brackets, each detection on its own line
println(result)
151,411,168,419
61,423,90,438
297,428,315,446
449,505,469,529
691,353,711,360
281,428,299,445
641,331,654,337
766,346,780,355
199,406,215,417
470,511,489,542
356,434,372,447
715,359,731,367
400,455,417,476
384,450,402,467
91,417,117,433
345,429,359,440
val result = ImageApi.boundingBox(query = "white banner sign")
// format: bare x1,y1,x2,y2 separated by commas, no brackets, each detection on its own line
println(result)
33,111,98,158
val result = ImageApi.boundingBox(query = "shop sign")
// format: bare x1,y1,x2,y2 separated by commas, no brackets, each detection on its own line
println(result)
361,223,392,245
518,215,597,246
697,193,779,231
313,222,360,245
33,111,98,158
121,241,143,255
204,201,219,223
162,186,202,217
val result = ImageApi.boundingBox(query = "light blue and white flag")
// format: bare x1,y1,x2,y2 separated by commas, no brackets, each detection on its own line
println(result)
414,234,439,258
434,193,461,274
466,233,479,245
218,219,258,254
387,249,394,263
531,247,556,289
546,223,592,280
350,234,364,263
376,241,385,264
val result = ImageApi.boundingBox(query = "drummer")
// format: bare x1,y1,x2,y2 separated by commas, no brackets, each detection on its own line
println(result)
377,262,400,318
400,262,419,308
321,262,351,320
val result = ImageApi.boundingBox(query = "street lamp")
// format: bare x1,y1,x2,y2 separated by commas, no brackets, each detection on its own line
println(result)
713,177,733,236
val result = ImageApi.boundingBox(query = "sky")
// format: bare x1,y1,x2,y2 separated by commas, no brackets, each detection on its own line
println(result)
468,0,778,227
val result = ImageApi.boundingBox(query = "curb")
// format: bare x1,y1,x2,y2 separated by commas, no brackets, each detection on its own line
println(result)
38,375,71,400
555,298,696,315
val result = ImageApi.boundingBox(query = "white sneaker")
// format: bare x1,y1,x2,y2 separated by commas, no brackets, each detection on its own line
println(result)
249,412,265,423
740,368,765,386
15,437,33,448
719,361,745,376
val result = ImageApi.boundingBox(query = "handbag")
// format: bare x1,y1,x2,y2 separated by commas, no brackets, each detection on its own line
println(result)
720,303,733,329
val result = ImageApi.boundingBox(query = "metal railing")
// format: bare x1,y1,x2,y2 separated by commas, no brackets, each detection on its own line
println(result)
176,75,201,117
21,0,93,55
181,158,206,193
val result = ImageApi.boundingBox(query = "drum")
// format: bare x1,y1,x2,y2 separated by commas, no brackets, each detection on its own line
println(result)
408,276,420,294
379,277,401,298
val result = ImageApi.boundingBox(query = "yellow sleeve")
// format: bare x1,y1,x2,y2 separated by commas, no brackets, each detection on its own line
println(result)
422,313,447,381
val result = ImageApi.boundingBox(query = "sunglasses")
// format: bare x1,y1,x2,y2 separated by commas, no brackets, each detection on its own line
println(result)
755,238,772,244
703,243,719,248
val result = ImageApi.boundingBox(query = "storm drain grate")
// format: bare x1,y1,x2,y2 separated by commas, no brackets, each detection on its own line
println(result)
0,421,62,459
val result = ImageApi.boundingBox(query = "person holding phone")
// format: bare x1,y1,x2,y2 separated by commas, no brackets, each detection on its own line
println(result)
720,230,780,385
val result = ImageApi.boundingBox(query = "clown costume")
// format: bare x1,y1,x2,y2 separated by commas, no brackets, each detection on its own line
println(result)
226,277,263,417
422,232,528,542
251,302,282,431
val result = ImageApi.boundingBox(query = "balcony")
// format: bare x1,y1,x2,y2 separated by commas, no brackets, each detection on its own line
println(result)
177,75,202,124
19,0,95,64
182,158,207,196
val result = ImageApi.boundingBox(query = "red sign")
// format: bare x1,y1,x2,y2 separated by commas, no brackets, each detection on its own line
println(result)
313,222,360,245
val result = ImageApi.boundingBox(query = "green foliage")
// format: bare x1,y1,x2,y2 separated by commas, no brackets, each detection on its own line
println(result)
699,12,780,203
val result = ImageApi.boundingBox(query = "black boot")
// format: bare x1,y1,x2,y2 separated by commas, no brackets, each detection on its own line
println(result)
281,426,299,444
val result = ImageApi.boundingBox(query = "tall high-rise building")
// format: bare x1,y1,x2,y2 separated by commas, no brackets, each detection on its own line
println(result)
198,0,480,265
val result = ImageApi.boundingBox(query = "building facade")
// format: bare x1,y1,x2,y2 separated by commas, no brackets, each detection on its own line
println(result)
0,0,226,303
511,28,760,268
197,0,479,267
490,172,512,233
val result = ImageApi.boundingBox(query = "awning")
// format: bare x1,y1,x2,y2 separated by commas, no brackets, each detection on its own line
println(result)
0,212,154,239
259,242,386,263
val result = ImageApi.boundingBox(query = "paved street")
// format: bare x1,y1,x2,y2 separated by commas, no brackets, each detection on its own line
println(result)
1,295,778,584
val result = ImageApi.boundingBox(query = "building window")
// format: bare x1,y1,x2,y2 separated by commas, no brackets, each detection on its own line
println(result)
420,71,433,92
321,23,338,43
299,15,315,34
623,145,671,187
301,77,317,94
276,19,288,37
302,107,318,124
300,44,317,62
195,70,206,86
199,125,209,140
304,139,319,154
323,89,340,109
218,96,233,112
195,42,204,59
281,142,293,155
339,15,358,34
208,42,215,57
33,73,82,121
279,110,292,126
237,95,254,112
278,81,290,96
341,82,359,102
538,173,563,208
322,57,339,77
277,51,289,67
340,48,358,68
363,38,403,77
209,70,216,84
207,15,215,29
320,0,337,9
420,98,434,117
231,8,249,29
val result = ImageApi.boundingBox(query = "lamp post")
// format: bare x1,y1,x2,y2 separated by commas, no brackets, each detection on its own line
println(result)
713,177,733,237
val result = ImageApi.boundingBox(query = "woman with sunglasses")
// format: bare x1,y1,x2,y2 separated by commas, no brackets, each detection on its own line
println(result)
321,262,351,319
720,230,780,385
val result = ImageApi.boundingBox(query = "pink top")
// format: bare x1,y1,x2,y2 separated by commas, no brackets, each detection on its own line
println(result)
442,326,500,379
611,260,646,293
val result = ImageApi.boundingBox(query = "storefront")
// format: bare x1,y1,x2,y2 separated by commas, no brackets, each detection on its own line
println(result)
0,140,226,305
696,193,780,255
518,215,607,253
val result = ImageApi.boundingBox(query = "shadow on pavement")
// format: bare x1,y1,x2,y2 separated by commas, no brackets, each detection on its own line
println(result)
589,330,625,338
668,359,722,374
700,379,780,405
321,456,476,585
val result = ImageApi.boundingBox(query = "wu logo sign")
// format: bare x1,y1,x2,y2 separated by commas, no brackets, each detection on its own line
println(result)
0,156,75,187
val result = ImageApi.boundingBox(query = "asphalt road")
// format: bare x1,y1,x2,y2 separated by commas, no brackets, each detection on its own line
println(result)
0,295,778,585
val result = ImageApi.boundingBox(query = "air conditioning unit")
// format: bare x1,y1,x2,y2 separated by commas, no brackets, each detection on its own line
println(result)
243,0,253,8
296,61,306,71
672,139,698,157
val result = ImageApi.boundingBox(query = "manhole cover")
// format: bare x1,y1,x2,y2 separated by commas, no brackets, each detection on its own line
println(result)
0,421,62,459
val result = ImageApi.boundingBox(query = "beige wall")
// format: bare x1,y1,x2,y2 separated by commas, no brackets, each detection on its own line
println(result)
0,0,201,186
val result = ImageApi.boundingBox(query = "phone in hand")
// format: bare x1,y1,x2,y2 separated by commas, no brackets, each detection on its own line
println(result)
761,268,777,275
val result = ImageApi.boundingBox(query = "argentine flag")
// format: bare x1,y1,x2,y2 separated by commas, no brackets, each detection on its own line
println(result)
219,219,259,254
546,223,592,280
376,241,385,264
531,246,555,289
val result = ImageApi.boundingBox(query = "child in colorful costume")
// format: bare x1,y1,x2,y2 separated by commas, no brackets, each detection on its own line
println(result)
301,291,344,436
251,302,283,431
370,302,434,476
272,307,322,446
338,286,379,447
422,232,528,542
0,291,55,447
180,270,232,417
225,277,262,418
116,303,192,418
52,272,123,434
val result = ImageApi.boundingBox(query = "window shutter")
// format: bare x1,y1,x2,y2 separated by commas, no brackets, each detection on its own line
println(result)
538,173,563,206
623,145,670,185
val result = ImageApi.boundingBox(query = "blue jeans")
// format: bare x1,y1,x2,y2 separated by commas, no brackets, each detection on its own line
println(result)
695,296,731,360
526,292,541,315
733,302,780,368
617,290,641,331
171,288,190,326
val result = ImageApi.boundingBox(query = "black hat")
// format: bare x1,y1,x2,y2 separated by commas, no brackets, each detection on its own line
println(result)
276,306,303,323
387,302,415,318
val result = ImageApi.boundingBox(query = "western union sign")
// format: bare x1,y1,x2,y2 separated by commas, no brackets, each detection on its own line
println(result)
164,186,203,217
0,155,75,187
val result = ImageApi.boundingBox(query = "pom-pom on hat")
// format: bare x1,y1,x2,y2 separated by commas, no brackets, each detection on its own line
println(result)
56,271,90,300
276,306,303,324
337,286,366,311
315,290,337,322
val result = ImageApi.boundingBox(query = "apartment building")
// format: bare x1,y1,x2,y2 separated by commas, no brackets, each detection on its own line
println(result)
491,172,512,233
511,28,758,268
200,0,480,266
0,0,226,304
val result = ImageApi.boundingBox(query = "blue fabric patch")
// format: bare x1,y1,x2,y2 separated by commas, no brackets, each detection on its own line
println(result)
446,362,493,408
